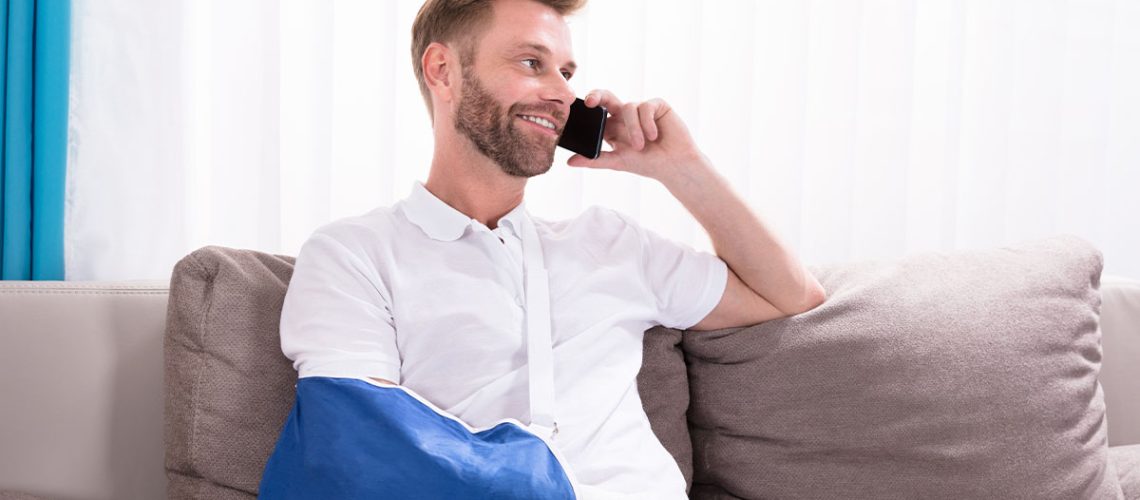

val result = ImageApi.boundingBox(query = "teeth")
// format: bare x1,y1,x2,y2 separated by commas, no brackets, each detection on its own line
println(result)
521,115,555,130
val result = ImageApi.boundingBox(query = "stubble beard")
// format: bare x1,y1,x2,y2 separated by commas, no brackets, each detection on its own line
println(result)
453,67,558,179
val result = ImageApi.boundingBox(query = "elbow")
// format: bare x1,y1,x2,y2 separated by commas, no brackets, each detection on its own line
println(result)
789,282,827,315
804,283,828,311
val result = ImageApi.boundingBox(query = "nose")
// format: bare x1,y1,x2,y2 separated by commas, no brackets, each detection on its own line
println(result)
541,74,574,119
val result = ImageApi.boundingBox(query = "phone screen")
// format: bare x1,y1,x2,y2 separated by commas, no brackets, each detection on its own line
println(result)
557,97,607,159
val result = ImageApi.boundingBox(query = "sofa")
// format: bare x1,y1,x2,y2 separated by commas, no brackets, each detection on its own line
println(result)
1,234,1138,499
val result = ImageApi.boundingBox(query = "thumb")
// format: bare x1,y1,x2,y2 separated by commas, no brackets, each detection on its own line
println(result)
567,151,622,170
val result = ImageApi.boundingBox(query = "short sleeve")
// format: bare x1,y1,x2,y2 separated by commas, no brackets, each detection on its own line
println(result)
607,208,728,330
279,230,401,382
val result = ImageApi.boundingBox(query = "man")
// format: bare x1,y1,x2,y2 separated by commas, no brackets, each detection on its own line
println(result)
277,0,826,497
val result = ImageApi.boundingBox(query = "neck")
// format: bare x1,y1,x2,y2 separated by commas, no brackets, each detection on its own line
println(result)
425,134,526,231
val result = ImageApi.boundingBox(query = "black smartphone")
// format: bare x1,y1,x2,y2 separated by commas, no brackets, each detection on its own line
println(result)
557,97,607,159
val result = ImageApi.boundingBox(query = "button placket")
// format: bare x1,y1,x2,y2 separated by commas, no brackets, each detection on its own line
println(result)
505,237,525,307
498,223,527,306
480,223,526,308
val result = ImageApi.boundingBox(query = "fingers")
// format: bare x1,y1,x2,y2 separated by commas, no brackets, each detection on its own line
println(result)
585,89,626,147
623,102,644,150
584,89,620,110
639,100,661,142
626,100,669,150
585,90,669,151
567,150,622,170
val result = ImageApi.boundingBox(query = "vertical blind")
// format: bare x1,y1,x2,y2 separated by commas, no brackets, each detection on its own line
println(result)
66,0,1140,280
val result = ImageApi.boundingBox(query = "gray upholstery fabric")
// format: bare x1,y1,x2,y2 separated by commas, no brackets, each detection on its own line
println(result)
164,246,298,499
682,235,1122,499
637,326,695,491
1110,445,1140,499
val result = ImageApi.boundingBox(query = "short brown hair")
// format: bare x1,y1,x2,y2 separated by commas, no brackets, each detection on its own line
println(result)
411,0,586,119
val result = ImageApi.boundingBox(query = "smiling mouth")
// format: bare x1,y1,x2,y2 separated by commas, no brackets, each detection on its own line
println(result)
516,115,559,136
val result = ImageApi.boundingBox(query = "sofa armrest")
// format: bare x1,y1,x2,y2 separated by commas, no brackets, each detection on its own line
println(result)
0,280,170,500
1101,274,1140,447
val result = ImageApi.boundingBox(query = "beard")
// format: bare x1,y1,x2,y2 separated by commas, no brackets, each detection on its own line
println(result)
453,68,562,178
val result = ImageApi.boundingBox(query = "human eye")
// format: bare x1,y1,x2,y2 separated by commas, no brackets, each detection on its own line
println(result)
522,58,540,70
561,70,573,80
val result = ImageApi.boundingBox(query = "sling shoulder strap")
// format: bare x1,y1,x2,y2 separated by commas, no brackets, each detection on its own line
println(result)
520,213,557,440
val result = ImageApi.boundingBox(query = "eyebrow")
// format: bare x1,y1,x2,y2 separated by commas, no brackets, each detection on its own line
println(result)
510,42,577,73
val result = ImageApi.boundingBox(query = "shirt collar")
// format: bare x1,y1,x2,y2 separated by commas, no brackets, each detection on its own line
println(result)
400,180,529,242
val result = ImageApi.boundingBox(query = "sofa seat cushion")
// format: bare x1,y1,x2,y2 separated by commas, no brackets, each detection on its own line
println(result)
0,492,51,500
1110,444,1140,499
682,235,1122,499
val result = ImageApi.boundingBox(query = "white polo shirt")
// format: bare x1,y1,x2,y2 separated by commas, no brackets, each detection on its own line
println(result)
279,180,728,499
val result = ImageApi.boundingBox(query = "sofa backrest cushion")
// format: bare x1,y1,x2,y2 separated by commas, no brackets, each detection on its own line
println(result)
680,235,1122,499
164,246,297,499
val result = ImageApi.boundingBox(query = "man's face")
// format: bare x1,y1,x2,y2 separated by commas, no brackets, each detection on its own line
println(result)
451,0,577,178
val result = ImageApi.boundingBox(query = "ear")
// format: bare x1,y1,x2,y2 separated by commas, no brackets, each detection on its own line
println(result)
423,42,459,104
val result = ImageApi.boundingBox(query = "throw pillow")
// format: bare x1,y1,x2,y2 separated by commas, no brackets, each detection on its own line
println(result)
164,246,297,499
682,235,1122,499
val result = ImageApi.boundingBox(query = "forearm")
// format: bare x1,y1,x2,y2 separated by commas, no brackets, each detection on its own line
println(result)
655,152,825,314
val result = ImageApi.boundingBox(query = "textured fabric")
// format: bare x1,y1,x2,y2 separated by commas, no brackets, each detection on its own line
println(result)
683,235,1123,499
0,0,70,280
164,246,298,498
166,472,256,500
278,181,725,497
636,326,694,492
259,377,575,499
1110,445,1140,499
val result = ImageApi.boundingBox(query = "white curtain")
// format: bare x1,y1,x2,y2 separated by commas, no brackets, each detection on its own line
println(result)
67,0,1140,281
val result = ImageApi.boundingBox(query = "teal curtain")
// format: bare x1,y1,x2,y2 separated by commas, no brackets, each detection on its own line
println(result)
0,0,69,280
